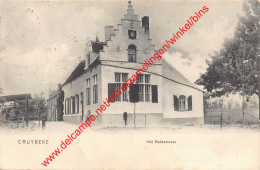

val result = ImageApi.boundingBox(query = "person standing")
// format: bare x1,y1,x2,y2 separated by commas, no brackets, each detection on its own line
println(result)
123,112,127,127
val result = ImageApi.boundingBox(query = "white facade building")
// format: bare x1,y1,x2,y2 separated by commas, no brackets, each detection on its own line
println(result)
62,1,204,127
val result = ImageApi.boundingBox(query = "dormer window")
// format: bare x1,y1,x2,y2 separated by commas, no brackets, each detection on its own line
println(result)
128,44,136,62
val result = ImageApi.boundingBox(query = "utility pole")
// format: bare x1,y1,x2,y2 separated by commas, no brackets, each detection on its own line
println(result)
134,102,136,128
220,98,223,130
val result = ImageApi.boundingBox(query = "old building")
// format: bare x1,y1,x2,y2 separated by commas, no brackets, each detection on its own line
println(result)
46,89,57,121
62,1,204,127
46,84,64,121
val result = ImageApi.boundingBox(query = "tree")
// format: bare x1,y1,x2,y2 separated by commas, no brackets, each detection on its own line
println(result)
1,95,47,121
196,0,260,121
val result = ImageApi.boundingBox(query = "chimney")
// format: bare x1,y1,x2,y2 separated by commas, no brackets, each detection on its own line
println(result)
105,26,114,41
142,16,149,35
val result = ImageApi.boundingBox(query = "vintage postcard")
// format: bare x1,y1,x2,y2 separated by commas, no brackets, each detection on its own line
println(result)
0,0,259,169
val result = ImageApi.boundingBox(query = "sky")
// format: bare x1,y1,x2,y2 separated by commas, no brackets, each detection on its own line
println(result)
0,0,244,98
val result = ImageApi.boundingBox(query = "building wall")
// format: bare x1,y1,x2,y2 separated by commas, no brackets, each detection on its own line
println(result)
99,7,158,65
100,113,164,127
46,95,57,121
100,63,163,115
162,77,204,122
62,64,102,124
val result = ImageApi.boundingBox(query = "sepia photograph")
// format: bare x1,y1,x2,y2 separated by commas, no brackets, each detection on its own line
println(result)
0,0,259,169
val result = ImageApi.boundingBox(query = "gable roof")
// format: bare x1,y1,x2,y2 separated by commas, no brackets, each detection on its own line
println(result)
62,57,101,86
162,59,203,92
63,60,86,86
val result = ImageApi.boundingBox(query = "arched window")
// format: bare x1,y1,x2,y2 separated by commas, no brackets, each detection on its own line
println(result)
128,44,136,62
179,95,186,111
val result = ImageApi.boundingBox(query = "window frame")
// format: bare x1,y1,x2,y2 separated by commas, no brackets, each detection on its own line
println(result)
86,78,91,105
173,95,192,112
93,75,98,104
114,73,129,102
128,44,137,63
136,74,151,102
71,96,76,114
75,94,79,114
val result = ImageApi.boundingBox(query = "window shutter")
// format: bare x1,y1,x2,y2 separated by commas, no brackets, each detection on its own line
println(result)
96,85,98,103
77,95,79,113
152,85,158,103
173,95,179,111
129,84,139,103
89,88,91,105
108,83,116,102
188,95,192,111
93,86,94,104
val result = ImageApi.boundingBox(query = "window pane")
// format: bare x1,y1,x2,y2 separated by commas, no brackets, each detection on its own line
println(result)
138,85,144,102
122,83,128,101
145,75,150,84
179,95,186,111
122,73,128,82
72,97,75,113
93,85,98,103
115,73,121,82
145,85,150,102
136,75,143,84
128,45,136,62
77,95,79,113
95,85,98,103
93,75,97,85
115,83,121,101
86,88,91,105
86,79,90,88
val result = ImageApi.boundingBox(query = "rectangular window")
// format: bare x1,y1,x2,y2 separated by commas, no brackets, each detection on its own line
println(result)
86,88,91,105
136,74,151,102
68,98,71,114
145,75,150,84
75,95,78,113
76,94,79,114
86,78,91,105
145,85,150,102
136,75,143,84
138,85,144,102
93,75,98,104
80,92,84,116
122,73,128,82
115,73,121,82
113,73,128,102
72,96,75,114
86,78,90,88
115,83,121,101
68,98,70,114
